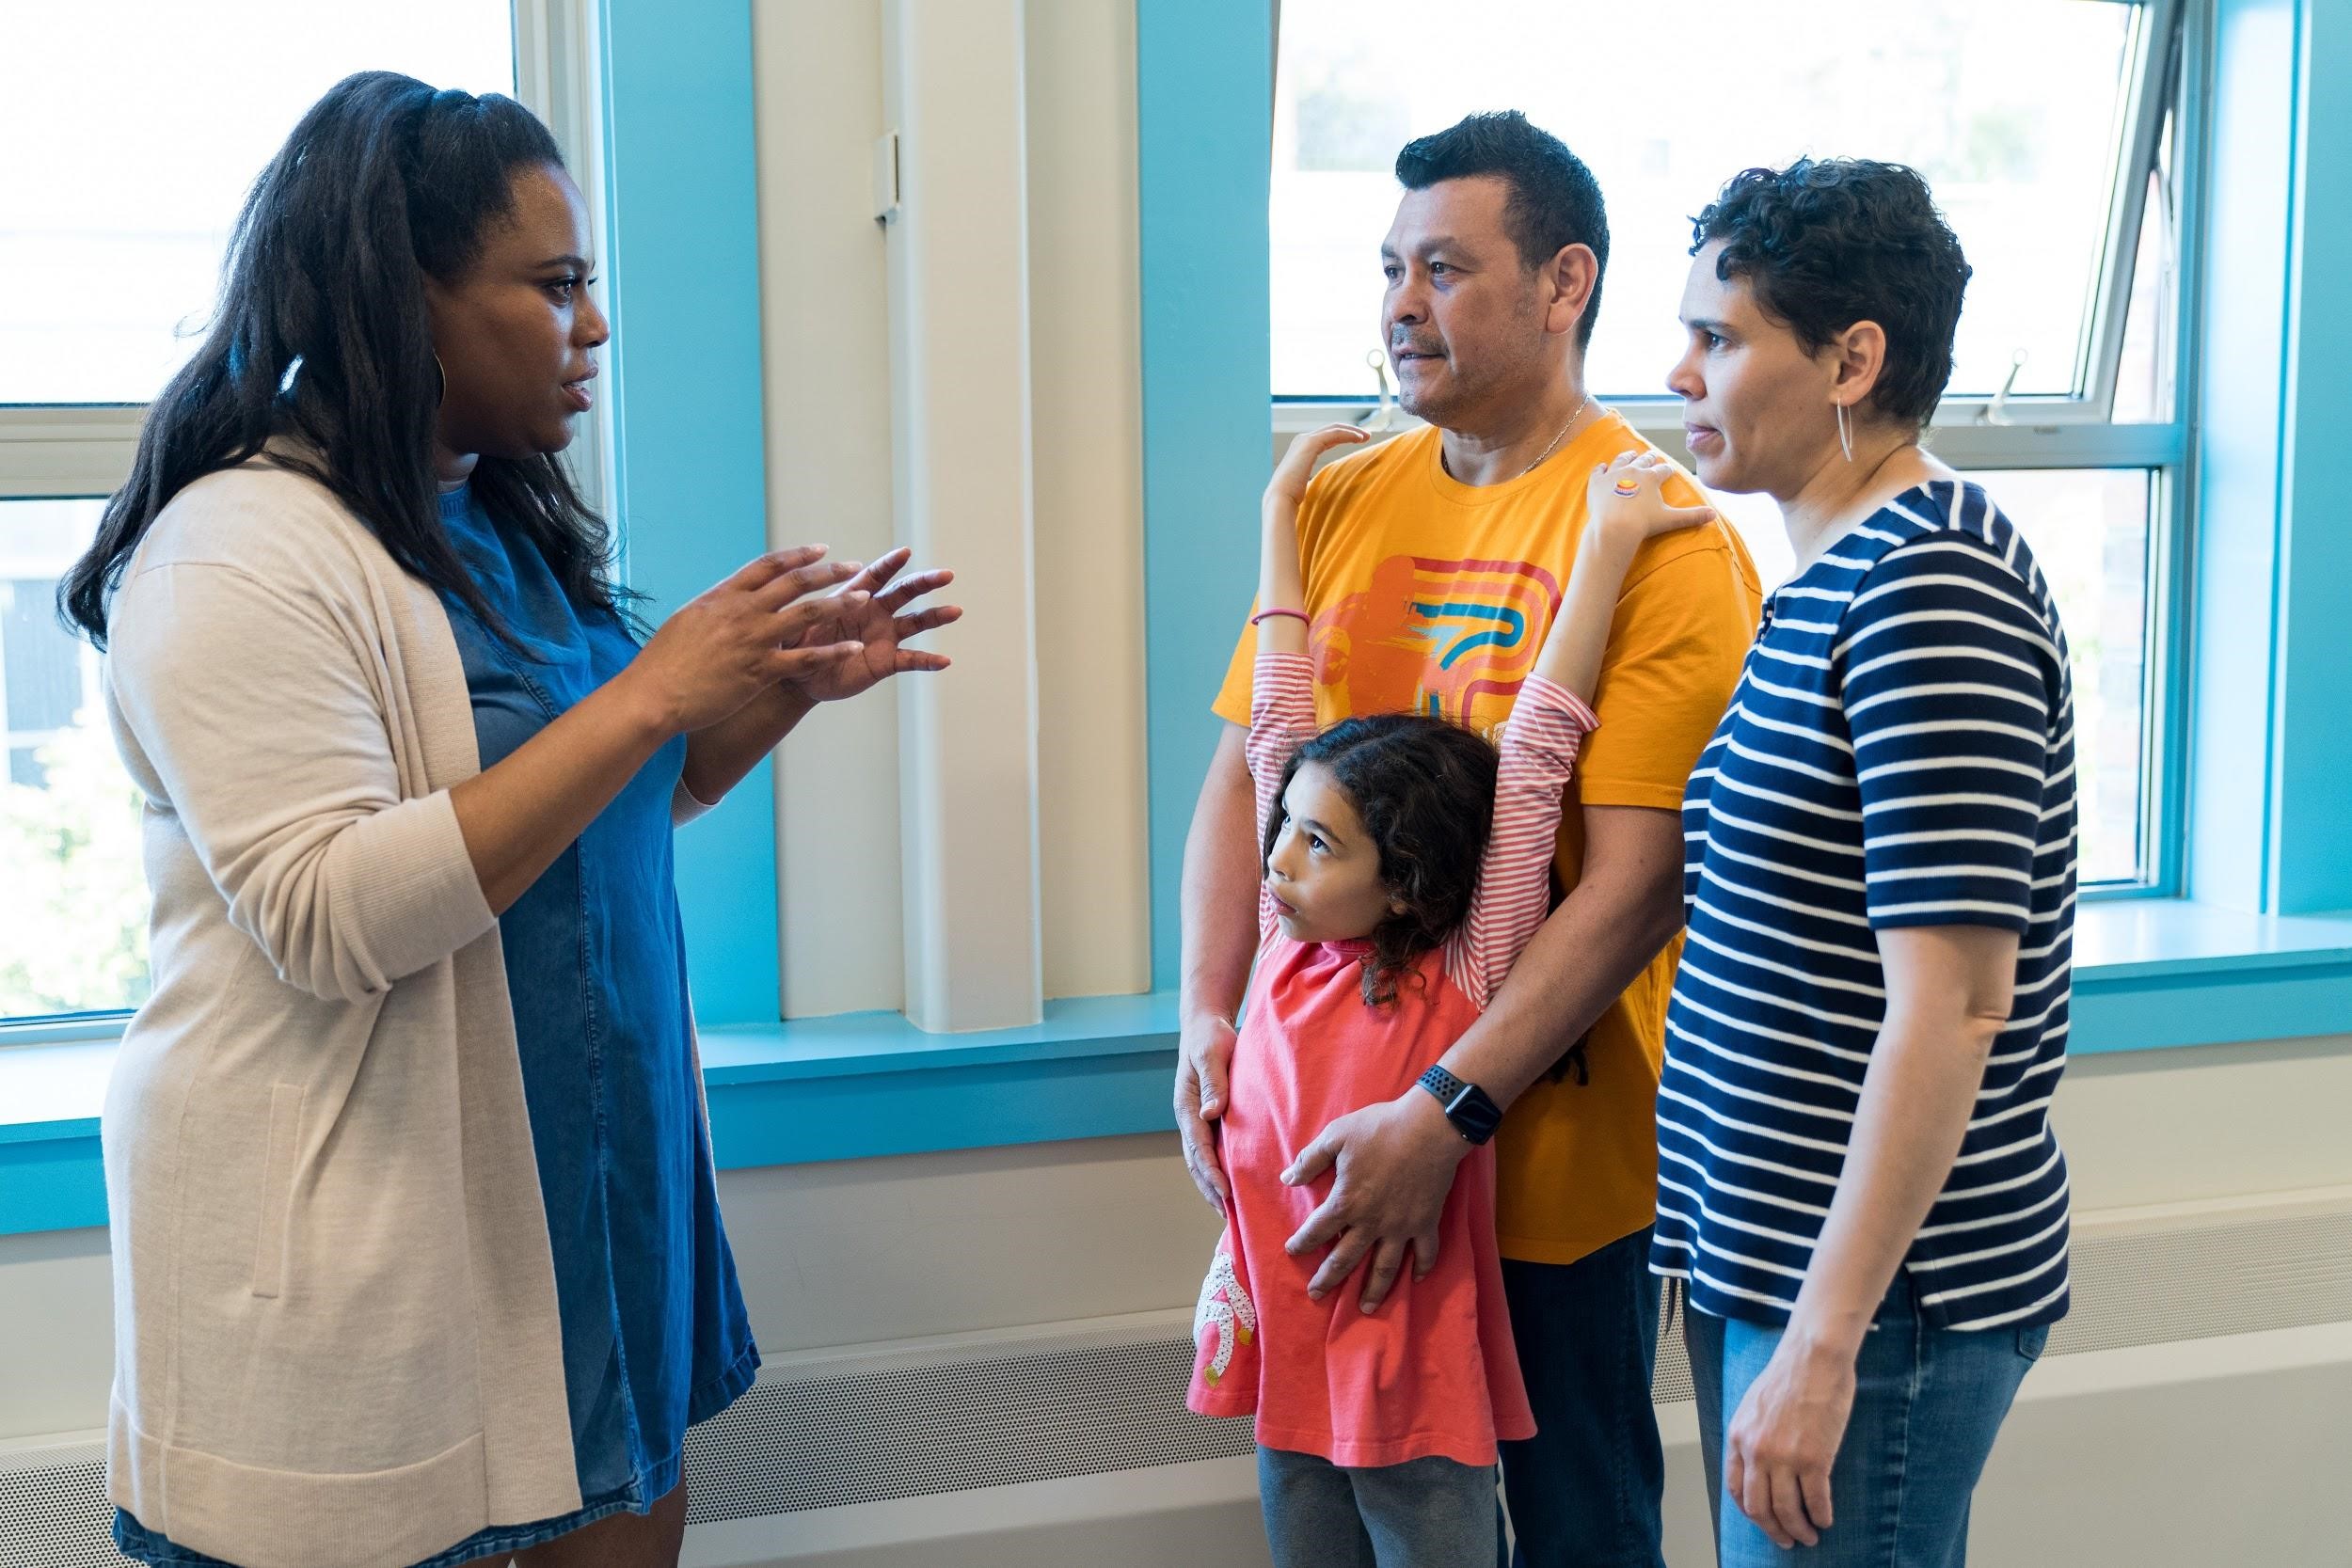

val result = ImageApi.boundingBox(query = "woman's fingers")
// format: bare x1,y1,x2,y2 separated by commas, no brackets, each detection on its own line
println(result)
754,558,862,610
776,590,869,647
768,641,862,681
894,649,952,673
893,604,963,640
729,545,829,591
1739,1457,1788,1548
1769,1465,1817,1548
875,567,956,612
839,545,914,600
1798,1465,1835,1536
862,545,913,584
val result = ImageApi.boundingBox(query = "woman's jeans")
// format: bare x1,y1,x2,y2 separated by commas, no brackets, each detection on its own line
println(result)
1684,1271,2048,1567
1257,1447,1497,1568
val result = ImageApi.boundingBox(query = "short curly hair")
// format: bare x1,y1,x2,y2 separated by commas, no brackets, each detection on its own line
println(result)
1263,713,1500,1010
1691,159,1971,428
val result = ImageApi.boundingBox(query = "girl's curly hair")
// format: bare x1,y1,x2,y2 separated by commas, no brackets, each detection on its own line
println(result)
1263,713,1502,1008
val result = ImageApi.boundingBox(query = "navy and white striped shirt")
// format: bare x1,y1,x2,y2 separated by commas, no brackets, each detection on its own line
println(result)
1652,481,2074,1332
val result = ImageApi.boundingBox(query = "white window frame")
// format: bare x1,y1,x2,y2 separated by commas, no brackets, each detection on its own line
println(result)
0,0,611,511
1271,0,2197,895
0,0,608,1037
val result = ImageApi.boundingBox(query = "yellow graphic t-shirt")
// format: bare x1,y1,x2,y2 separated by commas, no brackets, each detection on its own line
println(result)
1213,415,1762,1265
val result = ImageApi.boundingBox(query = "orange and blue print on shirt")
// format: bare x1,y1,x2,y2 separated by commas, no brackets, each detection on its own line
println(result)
1215,416,1762,1269
1310,553,1559,735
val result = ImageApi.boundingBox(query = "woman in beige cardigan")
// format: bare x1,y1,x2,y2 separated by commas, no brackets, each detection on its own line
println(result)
62,73,957,1568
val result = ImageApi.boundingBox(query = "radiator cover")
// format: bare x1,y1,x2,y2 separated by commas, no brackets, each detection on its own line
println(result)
6,1193,2347,1566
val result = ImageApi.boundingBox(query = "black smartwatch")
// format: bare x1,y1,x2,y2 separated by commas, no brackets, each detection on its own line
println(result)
1417,1065,1502,1146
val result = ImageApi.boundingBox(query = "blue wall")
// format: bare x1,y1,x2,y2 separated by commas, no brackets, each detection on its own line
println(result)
599,0,782,1022
2267,0,2352,911
2192,0,2352,915
1136,0,1273,990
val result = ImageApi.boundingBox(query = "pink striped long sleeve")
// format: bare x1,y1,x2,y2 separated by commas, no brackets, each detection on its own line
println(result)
1248,654,1321,944
1444,674,1597,1010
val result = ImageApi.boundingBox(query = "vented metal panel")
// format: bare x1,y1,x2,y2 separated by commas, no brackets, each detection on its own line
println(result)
1645,1206,2352,1404
681,1337,1248,1524
0,1452,132,1568
7,1199,2350,1564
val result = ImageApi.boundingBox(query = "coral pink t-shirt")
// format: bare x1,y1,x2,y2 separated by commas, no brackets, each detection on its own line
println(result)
1186,653,1594,1466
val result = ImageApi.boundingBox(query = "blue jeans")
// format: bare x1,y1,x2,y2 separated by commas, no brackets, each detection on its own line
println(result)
1257,1447,1497,1568
1498,1226,1666,1568
1684,1271,2048,1567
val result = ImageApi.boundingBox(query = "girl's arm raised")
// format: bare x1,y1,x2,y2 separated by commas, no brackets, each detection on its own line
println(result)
1448,452,1718,1005
1533,451,1720,705
1244,424,1367,940
1253,424,1365,657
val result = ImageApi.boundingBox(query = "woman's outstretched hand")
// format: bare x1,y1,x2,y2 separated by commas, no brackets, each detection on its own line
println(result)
624,546,867,736
786,546,961,704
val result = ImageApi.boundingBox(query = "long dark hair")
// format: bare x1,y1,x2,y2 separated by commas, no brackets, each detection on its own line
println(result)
61,71,620,646
1263,713,1501,1008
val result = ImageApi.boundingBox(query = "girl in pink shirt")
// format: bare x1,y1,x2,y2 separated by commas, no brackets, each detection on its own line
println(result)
1190,426,1714,1566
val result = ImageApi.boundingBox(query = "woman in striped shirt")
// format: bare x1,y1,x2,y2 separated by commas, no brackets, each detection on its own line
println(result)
1655,160,2075,1566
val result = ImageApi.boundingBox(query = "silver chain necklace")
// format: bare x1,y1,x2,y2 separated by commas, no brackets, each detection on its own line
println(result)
1515,393,1593,482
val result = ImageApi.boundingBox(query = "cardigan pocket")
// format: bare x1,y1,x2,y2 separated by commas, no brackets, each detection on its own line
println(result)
250,1084,306,1299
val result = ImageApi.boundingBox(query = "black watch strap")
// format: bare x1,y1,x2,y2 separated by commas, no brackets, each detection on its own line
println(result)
1418,1065,1502,1146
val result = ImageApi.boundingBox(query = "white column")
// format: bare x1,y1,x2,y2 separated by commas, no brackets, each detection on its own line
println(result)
880,0,1045,1031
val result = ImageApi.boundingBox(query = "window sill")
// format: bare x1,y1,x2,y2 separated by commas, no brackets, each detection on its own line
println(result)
8,902,2351,1237
2071,900,2352,1052
0,993,1181,1236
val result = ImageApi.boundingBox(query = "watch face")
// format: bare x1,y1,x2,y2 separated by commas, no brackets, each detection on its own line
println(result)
1421,1067,1497,1142
1444,1084,1501,1144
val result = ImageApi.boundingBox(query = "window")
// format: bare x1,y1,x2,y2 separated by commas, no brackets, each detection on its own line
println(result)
0,2,597,1029
1272,0,2192,892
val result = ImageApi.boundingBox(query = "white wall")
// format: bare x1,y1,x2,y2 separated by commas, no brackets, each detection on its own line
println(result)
1024,0,1150,1003
8,5,2347,1559
11,1033,2351,1443
753,0,1148,1022
753,0,905,1020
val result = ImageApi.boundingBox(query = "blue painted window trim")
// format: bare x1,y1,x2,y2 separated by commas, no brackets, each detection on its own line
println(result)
598,0,780,1026
11,0,2352,1243
1136,0,1274,990
9,906,2352,1234
2188,0,2352,915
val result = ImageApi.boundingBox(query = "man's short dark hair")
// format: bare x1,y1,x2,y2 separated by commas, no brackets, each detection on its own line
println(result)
1692,159,1972,428
1394,111,1610,351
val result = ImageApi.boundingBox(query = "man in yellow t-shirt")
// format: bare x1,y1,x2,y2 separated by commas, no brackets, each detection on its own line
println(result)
1175,113,1758,1567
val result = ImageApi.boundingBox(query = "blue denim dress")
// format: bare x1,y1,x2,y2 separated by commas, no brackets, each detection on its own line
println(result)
118,485,759,1568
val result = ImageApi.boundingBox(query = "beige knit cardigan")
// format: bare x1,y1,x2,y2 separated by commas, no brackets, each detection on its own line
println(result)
100,460,593,1568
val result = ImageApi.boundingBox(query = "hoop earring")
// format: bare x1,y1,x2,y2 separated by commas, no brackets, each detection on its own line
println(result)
1835,400,1854,464
431,352,447,409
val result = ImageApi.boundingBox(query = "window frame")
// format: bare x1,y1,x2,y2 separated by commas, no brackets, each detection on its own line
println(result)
0,0,630,1037
9,0,2352,1237
1267,0,2201,899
